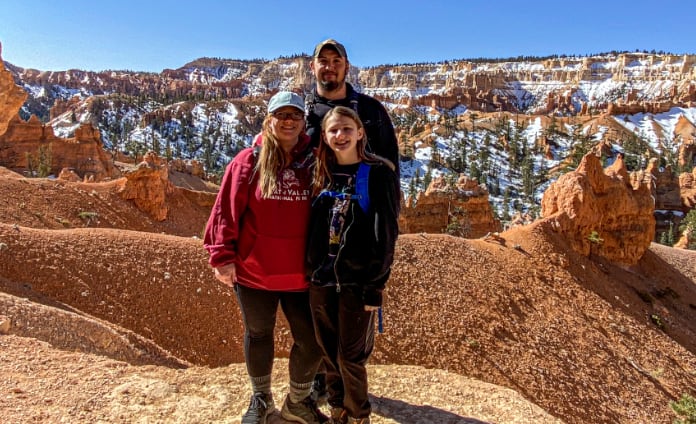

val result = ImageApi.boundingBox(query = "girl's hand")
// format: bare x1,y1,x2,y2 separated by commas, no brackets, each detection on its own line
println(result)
364,305,380,312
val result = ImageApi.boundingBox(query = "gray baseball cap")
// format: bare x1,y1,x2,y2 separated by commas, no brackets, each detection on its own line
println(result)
267,91,305,113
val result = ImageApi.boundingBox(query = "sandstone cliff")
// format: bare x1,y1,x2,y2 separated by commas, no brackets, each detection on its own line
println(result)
9,51,696,119
0,42,27,136
0,114,118,180
0,46,117,180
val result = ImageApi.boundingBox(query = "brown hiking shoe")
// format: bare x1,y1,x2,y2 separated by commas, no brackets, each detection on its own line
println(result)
329,406,348,424
280,395,329,424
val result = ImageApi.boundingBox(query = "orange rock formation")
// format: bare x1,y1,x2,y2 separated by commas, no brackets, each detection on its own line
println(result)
399,175,501,237
0,115,118,180
117,151,175,221
541,152,655,264
0,43,118,180
0,42,27,136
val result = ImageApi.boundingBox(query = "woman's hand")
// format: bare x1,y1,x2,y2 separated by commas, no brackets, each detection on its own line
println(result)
214,263,237,287
364,305,380,312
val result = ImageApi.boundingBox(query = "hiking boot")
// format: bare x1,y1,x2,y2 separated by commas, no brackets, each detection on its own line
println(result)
310,373,328,406
241,392,274,424
346,417,370,424
329,406,348,424
281,395,329,424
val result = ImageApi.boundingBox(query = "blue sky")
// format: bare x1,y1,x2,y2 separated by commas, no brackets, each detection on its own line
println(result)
1,0,694,72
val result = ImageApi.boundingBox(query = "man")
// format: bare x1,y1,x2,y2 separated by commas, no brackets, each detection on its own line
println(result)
306,38,400,424
306,38,400,178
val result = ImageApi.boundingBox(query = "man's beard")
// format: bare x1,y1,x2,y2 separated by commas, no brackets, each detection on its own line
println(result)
319,80,340,91
318,71,344,92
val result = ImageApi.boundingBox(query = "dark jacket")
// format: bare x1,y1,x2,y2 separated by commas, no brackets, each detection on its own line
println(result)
306,83,400,177
305,160,399,306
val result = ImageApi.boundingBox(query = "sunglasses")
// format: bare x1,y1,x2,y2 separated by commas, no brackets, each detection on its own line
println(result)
272,111,305,121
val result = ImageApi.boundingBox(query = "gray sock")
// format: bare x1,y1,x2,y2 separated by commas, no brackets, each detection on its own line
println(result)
250,374,272,395
288,380,312,403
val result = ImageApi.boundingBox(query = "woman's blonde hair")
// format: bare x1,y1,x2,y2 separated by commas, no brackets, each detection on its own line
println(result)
312,106,393,196
256,114,288,198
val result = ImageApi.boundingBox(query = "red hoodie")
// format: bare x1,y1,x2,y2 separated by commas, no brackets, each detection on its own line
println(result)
204,134,313,291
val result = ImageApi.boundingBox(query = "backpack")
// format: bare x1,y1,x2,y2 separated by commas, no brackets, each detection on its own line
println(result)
316,161,371,214
305,89,374,154
305,89,360,118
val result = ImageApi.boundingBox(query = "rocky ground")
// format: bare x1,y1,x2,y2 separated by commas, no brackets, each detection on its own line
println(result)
0,335,560,424
1,168,696,423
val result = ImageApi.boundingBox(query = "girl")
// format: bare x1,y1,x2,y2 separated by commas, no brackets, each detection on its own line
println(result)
306,106,400,424
205,91,326,424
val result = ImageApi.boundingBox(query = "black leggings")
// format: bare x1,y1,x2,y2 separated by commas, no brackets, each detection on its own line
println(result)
235,283,322,384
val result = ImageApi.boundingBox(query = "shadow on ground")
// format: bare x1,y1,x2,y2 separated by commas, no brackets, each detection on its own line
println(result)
371,395,490,424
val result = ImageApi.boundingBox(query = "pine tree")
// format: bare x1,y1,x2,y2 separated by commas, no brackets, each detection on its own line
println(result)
469,160,480,183
659,231,669,246
622,133,650,171
401,137,414,162
666,221,675,246
25,152,36,177
469,111,478,133
430,142,441,166
408,177,417,202
536,155,548,189
521,154,535,200
508,132,520,168
150,127,161,156
449,136,467,173
423,166,433,190
446,206,470,238
501,187,511,221
679,209,696,250
37,144,52,178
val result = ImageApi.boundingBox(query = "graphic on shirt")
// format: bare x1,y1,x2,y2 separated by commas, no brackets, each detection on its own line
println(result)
328,172,355,255
329,198,351,249
269,168,310,201
314,164,360,284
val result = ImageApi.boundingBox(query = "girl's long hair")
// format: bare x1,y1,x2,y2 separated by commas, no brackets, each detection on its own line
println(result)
311,106,393,196
256,114,288,198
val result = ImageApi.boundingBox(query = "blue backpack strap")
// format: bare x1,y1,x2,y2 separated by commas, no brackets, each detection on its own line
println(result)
315,190,350,202
355,162,371,214
314,162,371,213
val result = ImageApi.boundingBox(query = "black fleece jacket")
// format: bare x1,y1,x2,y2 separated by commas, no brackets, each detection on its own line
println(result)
305,160,400,307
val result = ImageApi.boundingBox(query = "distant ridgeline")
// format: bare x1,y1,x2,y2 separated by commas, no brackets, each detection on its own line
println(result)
3,48,696,241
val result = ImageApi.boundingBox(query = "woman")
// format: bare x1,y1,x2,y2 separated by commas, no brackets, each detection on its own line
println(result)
204,91,327,424
306,106,400,424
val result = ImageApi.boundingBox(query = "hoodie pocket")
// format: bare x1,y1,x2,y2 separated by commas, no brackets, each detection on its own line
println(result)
243,234,305,277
